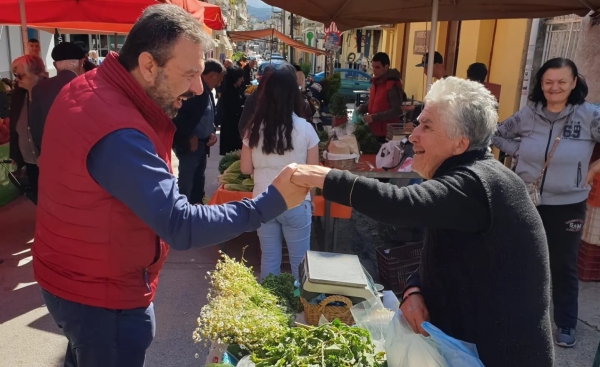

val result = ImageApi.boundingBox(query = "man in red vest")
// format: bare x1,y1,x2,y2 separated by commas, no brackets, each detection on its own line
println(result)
33,5,308,367
357,52,404,141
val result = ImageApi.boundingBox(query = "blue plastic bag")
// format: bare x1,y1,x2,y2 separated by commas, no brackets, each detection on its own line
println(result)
422,322,486,367
350,109,364,124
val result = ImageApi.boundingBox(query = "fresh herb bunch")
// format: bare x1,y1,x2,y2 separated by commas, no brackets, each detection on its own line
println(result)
193,252,289,351
250,319,387,367
261,273,303,314
354,121,381,154
218,150,241,174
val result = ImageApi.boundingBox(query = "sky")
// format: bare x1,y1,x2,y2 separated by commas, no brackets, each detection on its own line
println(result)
246,0,270,8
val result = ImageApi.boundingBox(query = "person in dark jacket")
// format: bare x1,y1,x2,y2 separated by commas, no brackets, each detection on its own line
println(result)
217,65,245,155
289,77,554,367
9,55,47,203
29,42,86,154
172,59,224,203
242,59,256,88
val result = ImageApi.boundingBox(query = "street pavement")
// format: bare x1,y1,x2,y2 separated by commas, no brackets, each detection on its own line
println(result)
0,132,599,366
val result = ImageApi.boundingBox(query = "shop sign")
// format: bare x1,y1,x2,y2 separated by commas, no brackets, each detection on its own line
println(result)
413,30,430,55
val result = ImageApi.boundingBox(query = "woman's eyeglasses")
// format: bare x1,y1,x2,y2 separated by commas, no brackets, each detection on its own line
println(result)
13,73,24,81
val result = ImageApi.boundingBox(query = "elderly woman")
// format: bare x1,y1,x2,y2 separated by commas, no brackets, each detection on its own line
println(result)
291,77,553,367
9,55,47,203
493,57,600,348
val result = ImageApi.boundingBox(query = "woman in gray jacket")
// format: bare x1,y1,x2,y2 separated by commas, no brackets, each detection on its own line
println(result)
493,57,600,348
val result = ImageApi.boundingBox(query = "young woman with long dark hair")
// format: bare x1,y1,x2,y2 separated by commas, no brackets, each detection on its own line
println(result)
240,69,319,280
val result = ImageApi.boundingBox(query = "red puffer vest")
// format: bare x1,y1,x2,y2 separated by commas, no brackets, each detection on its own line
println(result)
367,75,402,137
33,52,175,310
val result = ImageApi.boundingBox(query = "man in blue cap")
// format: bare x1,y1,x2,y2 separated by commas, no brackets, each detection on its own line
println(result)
29,42,87,154
415,51,448,80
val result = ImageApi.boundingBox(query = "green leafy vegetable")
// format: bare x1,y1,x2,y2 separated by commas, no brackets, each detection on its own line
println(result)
250,319,387,367
261,273,303,314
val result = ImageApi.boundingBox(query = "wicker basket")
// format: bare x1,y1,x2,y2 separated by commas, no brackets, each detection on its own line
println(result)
323,136,359,170
300,295,354,326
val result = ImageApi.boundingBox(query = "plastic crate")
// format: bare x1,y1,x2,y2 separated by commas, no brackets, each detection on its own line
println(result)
376,242,423,295
582,205,600,245
587,177,600,207
577,240,600,281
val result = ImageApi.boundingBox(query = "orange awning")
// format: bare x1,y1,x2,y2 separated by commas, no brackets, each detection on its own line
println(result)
162,0,225,30
227,28,326,55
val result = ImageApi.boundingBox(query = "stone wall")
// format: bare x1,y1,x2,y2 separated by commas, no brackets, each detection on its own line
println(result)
574,13,600,104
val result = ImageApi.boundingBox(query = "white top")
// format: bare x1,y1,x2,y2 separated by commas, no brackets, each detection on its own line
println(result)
243,113,320,200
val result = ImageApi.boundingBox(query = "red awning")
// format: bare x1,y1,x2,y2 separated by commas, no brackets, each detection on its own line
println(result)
227,29,326,55
0,0,225,33
162,0,225,30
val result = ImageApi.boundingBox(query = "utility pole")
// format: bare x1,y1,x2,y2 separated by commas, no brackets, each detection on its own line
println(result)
282,10,286,59
290,13,294,63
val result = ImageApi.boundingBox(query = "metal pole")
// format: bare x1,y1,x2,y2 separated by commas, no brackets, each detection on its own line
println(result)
282,10,286,59
113,33,118,52
18,0,28,54
290,13,294,63
426,0,439,89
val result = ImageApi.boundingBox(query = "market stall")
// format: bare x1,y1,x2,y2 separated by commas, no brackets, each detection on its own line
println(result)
197,250,484,367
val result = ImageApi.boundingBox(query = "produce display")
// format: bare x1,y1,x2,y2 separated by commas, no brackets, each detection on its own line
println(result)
196,254,388,367
317,122,381,156
244,85,257,96
193,252,289,350
353,121,381,155
261,273,303,314
250,319,387,367
217,151,254,192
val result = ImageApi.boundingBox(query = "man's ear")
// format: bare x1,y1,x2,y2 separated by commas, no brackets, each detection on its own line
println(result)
137,51,157,83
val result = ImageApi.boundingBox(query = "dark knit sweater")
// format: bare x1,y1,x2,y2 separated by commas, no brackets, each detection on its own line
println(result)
323,150,553,367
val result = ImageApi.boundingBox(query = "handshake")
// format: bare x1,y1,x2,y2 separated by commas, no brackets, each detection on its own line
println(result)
271,163,332,209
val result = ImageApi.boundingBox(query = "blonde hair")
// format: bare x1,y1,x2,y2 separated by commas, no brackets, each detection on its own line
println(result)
89,50,98,58
11,55,46,76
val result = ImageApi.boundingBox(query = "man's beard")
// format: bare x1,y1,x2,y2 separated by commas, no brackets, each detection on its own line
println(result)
146,70,179,119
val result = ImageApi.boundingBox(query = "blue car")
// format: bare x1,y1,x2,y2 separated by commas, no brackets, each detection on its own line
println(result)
256,59,288,82
310,68,372,101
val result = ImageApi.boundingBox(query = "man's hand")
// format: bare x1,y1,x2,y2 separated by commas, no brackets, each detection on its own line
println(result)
290,164,331,189
400,287,430,336
207,133,218,147
272,163,310,209
364,114,373,123
189,136,199,152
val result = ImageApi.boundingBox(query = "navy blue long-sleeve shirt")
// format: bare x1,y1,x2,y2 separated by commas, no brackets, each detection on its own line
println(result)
86,128,286,250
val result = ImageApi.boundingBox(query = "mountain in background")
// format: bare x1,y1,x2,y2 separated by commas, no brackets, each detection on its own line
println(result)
247,5,272,21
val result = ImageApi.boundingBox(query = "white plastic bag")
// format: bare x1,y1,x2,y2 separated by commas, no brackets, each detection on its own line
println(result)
376,141,403,169
386,311,448,367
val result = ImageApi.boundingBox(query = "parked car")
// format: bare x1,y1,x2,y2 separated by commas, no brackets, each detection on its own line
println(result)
255,59,288,82
309,68,372,101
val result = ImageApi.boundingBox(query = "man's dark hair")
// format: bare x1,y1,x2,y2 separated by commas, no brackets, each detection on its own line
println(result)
467,63,488,83
242,56,248,62
372,52,390,67
292,64,302,72
118,4,212,72
28,38,39,44
529,57,588,106
203,59,224,75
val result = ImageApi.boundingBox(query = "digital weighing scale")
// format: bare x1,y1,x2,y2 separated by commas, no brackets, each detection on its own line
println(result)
299,251,378,304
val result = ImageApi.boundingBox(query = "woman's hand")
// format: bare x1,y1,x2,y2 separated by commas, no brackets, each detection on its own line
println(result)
290,164,331,189
400,287,430,336
585,159,600,188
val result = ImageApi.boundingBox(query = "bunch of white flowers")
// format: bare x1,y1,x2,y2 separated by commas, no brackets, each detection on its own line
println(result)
193,252,289,351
